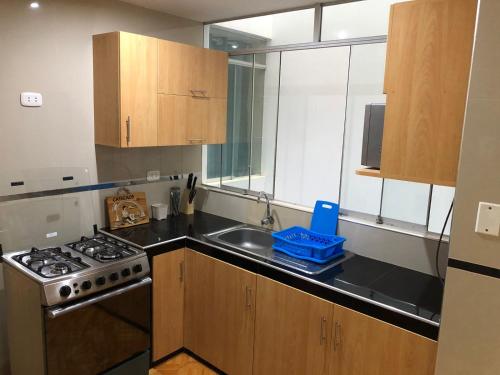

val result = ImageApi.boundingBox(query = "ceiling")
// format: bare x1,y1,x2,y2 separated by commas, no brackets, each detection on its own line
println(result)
120,0,323,22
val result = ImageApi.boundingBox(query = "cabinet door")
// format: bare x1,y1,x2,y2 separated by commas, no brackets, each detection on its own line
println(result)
184,250,255,375
205,98,227,144
331,305,437,375
205,49,228,99
158,40,228,98
152,249,185,361
93,32,120,147
158,94,187,146
381,0,477,186
119,32,158,147
158,95,209,146
158,40,204,96
253,276,333,375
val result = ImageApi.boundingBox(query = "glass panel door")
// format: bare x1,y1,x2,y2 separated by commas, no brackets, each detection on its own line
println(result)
249,52,280,194
340,43,386,216
274,47,351,207
220,55,254,192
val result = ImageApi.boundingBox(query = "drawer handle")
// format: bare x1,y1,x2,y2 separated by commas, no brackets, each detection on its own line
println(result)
320,317,327,346
187,139,204,144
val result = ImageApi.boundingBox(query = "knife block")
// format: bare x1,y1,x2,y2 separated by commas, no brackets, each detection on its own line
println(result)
181,189,194,215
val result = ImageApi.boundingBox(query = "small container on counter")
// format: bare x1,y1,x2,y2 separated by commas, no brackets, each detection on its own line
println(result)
151,203,169,220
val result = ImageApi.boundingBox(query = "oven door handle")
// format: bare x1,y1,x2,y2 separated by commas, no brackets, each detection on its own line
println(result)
46,277,152,319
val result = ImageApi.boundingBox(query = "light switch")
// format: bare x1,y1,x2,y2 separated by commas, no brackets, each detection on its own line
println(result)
475,202,500,236
20,92,42,107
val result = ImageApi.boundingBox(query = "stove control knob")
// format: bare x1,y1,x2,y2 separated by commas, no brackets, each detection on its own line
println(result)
96,276,106,286
132,264,143,273
81,281,92,290
59,286,71,298
121,268,131,277
109,272,119,282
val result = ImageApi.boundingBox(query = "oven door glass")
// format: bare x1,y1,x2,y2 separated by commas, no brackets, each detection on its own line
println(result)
44,280,150,375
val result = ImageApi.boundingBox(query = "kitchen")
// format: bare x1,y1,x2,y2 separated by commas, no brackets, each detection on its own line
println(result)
0,0,499,374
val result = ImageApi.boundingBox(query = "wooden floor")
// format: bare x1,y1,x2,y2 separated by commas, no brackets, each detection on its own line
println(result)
150,353,218,375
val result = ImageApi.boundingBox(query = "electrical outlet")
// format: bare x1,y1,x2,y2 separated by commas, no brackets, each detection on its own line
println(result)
20,92,43,107
147,170,160,182
475,202,500,237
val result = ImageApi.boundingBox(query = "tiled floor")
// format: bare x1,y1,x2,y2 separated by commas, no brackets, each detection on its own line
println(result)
150,352,217,375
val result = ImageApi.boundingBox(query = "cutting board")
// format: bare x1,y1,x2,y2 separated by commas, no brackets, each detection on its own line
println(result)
106,188,149,230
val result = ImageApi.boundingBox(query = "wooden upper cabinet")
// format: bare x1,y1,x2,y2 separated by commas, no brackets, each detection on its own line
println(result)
331,305,437,375
93,31,158,147
158,40,228,98
184,250,255,375
253,276,333,375
381,0,477,186
152,249,185,362
93,32,228,148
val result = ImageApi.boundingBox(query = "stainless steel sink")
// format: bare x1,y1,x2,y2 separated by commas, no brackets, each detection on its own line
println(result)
217,226,275,254
204,224,352,275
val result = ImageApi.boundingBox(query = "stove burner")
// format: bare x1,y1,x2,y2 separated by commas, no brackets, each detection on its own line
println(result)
40,262,71,277
13,247,89,279
94,248,123,262
83,245,105,257
67,235,139,263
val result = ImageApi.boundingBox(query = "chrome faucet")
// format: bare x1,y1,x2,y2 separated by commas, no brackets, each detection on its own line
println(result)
257,191,274,226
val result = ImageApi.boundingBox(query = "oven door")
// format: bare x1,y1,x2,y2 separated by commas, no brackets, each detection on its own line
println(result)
44,277,151,375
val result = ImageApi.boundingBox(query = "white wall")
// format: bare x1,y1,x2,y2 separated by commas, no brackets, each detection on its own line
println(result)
436,0,500,372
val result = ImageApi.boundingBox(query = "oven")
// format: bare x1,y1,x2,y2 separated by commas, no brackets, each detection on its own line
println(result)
44,277,151,375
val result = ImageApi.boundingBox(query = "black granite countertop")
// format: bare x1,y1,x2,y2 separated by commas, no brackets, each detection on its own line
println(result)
102,211,443,339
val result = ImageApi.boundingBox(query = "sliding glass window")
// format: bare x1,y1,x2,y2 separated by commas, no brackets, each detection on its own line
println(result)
203,1,454,236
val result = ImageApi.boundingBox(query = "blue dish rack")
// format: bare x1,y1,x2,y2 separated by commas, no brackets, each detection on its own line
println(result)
272,201,346,264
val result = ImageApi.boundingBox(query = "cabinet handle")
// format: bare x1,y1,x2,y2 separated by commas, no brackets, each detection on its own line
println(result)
245,286,252,309
334,321,342,351
187,139,205,144
320,317,327,346
190,89,208,98
126,116,131,145
179,261,184,283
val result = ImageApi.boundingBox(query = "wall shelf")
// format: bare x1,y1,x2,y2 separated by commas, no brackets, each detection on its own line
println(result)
355,168,381,178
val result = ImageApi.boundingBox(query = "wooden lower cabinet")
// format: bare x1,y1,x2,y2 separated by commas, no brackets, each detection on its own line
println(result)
253,276,334,375
331,305,437,375
158,94,227,146
152,249,185,361
151,249,437,374
184,250,256,375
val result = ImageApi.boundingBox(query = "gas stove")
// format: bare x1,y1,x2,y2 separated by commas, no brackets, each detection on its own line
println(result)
3,233,150,306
